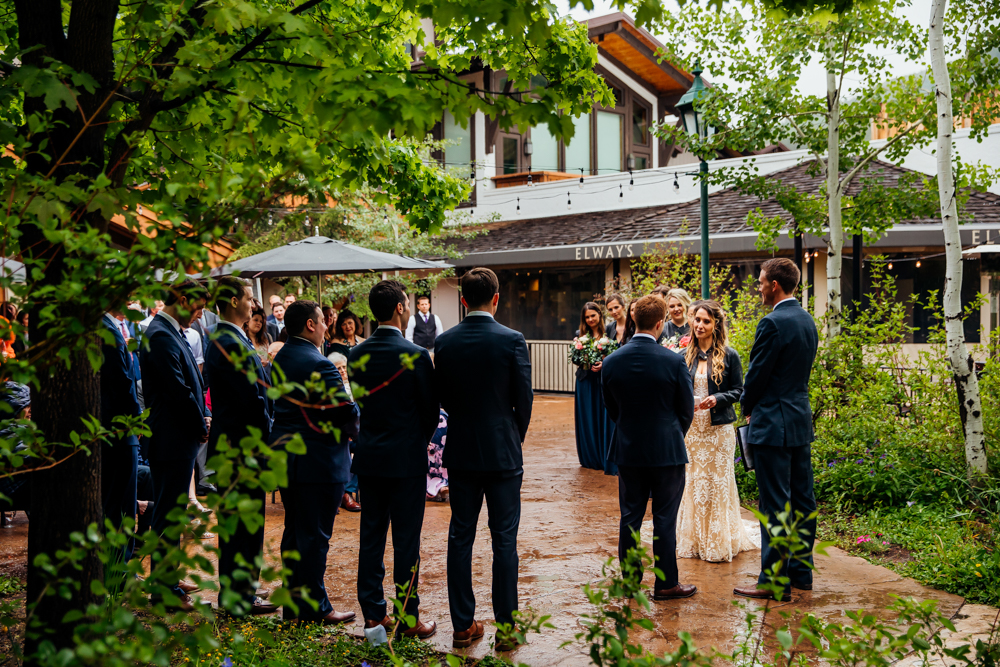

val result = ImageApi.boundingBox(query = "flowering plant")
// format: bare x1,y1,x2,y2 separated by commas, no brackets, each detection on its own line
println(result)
661,333,691,354
569,334,618,368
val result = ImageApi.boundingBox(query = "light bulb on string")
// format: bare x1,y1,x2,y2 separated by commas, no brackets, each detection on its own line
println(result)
304,215,310,228
619,184,624,204
628,169,634,192
578,168,585,189
516,198,521,215
673,173,680,193
888,262,893,270
137,205,143,216
916,260,922,268
567,192,572,210
469,162,476,183
526,167,533,188
268,211,274,226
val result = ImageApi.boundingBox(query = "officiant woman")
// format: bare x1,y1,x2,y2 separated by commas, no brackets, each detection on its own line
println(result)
573,303,616,474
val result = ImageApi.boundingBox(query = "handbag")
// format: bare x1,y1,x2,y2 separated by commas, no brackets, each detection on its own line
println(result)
736,423,755,472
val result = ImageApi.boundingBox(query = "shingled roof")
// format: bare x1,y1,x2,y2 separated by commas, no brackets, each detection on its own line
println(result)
449,160,1000,255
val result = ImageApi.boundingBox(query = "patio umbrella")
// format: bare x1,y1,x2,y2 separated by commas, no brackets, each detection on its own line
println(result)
218,235,451,303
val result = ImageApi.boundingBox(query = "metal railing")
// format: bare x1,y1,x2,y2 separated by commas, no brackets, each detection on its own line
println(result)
525,339,575,393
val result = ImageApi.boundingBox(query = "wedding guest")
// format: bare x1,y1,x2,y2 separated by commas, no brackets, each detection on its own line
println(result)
327,351,360,512
327,309,364,357
284,294,296,309
573,303,613,473
426,410,449,501
735,258,819,602
138,301,165,334
349,280,438,639
604,294,629,345
139,279,211,611
11,310,28,356
243,304,273,367
272,300,359,624
0,302,17,359
664,289,693,340
266,304,285,342
322,306,338,355
435,267,532,651
266,295,282,324
601,295,695,601
203,276,277,616
404,295,444,352
677,300,757,563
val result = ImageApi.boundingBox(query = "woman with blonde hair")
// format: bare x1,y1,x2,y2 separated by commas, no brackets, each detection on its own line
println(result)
676,300,759,562
663,288,692,340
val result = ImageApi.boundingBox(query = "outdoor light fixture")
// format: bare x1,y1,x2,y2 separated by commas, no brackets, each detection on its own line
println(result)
516,198,521,215
673,173,680,193
526,167,533,187
469,162,476,182
578,167,585,189
619,184,624,204
888,262,894,270
137,205,143,215
916,260,922,268
628,169,634,192
305,215,310,228
524,140,534,187
567,192,572,210
676,59,713,300
268,212,273,226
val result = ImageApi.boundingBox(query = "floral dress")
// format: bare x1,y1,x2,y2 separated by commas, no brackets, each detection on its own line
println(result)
427,409,448,498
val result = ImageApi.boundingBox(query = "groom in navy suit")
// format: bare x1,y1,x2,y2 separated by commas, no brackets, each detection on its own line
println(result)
602,295,696,600
736,257,819,601
434,267,533,651
202,275,276,616
349,280,439,639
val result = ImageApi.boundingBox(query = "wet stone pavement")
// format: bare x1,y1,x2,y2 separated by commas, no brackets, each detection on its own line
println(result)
0,395,966,666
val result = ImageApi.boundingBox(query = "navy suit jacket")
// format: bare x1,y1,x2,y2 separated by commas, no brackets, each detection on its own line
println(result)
100,314,140,447
740,300,819,448
139,313,209,462
348,327,438,478
601,335,694,467
203,322,272,456
270,337,360,485
434,314,533,472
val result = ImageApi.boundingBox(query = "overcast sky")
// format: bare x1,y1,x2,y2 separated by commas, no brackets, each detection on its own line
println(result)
554,0,933,98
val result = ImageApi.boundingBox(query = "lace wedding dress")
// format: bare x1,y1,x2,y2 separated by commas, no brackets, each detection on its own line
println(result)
676,373,761,562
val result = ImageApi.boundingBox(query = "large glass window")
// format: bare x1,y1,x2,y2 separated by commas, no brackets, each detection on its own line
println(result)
564,113,591,175
493,266,607,340
501,136,520,174
632,104,649,145
443,111,471,172
531,123,560,172
596,111,623,174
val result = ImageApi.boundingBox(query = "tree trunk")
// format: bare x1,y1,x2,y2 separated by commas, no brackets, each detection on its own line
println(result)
929,0,989,482
825,68,844,338
24,352,103,662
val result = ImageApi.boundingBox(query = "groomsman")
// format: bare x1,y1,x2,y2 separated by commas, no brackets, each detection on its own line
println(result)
404,295,444,351
349,281,439,639
736,258,819,601
601,295,696,600
271,300,359,624
202,276,276,616
139,279,211,611
100,308,141,564
434,268,533,651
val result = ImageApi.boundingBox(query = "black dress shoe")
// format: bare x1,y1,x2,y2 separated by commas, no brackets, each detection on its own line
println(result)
652,583,697,600
791,582,813,591
249,597,279,615
734,586,781,600
196,482,217,495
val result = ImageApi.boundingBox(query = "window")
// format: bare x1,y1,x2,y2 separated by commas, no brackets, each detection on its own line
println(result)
531,123,560,172
564,113,591,175
443,111,471,173
501,136,520,174
632,105,649,146
633,155,648,170
596,111,623,174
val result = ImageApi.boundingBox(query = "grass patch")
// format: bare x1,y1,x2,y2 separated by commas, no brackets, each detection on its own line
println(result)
0,573,24,598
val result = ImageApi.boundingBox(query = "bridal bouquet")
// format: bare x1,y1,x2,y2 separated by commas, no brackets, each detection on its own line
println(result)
568,334,619,368
661,333,691,354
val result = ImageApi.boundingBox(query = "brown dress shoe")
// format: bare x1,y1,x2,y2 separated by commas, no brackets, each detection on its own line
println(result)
494,634,525,652
249,597,279,615
791,582,813,591
402,619,437,639
453,619,485,648
341,493,361,512
734,586,778,600
652,583,697,600
178,580,202,594
319,609,356,625
365,615,392,629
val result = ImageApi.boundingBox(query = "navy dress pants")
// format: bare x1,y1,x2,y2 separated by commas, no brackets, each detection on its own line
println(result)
356,475,426,622
617,464,685,590
754,443,817,594
218,485,266,612
447,468,522,632
280,482,344,621
101,437,138,563
149,450,198,596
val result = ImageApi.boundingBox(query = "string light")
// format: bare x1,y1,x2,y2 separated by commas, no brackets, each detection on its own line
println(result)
526,167,533,188
578,168,585,189
516,198,521,215
469,162,476,183
619,184,624,204
383,211,389,224
916,260,922,268
673,173,680,193
628,169,634,192
567,192,572,210
137,205,143,215
268,212,274,226
888,262,893,270
304,215,310,228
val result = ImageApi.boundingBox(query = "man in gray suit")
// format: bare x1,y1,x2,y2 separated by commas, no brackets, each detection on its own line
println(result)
735,258,819,601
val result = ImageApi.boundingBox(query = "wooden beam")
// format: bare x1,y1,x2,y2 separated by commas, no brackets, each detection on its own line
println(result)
595,55,660,97
612,26,690,90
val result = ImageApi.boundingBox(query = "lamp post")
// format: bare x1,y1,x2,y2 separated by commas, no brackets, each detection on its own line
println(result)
676,62,712,300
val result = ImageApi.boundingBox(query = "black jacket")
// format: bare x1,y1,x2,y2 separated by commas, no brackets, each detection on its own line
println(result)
348,327,438,478
740,300,819,447
601,335,694,467
434,313,533,472
687,346,743,426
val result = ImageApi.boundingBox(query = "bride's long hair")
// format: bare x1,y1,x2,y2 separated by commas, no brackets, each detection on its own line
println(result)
685,300,729,385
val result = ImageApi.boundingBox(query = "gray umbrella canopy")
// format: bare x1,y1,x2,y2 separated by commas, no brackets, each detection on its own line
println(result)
220,235,451,278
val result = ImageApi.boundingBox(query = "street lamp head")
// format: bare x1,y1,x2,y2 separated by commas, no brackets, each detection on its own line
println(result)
676,60,710,141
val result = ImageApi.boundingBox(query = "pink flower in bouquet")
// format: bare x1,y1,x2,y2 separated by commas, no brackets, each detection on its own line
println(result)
678,335,691,348
574,341,583,350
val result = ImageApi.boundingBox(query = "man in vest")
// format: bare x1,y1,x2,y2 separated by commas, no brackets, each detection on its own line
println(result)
405,295,444,352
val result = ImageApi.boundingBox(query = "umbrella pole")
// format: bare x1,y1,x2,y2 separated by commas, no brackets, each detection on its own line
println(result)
317,271,322,307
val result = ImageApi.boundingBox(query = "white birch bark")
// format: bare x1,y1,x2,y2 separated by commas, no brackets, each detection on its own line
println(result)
929,0,989,480
825,68,844,338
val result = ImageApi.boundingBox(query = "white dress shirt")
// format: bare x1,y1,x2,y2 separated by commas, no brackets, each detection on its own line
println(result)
404,311,445,340
774,296,798,309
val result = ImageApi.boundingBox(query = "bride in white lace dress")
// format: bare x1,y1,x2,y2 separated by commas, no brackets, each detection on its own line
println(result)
676,301,760,563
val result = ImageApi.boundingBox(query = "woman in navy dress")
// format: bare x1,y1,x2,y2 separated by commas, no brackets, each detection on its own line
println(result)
574,302,613,471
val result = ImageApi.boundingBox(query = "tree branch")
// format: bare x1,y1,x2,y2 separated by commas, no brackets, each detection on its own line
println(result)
840,123,919,190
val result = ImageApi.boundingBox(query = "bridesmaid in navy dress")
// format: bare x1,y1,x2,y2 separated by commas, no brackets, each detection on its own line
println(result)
574,302,612,471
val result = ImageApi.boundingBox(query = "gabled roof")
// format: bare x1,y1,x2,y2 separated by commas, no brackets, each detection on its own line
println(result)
587,13,692,99
448,160,1000,256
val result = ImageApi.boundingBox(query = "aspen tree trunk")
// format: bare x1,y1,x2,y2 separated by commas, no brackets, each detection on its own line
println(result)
929,0,988,481
825,68,844,338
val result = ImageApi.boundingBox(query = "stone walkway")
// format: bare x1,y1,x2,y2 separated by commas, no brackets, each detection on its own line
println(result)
0,395,982,666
